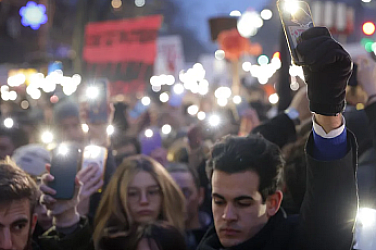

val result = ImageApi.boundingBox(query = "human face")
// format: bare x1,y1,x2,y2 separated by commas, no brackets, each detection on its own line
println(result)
170,172,203,228
212,170,271,248
0,136,15,160
59,116,84,143
0,199,37,250
126,171,162,224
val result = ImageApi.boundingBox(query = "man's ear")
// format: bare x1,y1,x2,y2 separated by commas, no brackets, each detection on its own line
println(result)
31,213,38,234
265,190,283,218
198,187,205,206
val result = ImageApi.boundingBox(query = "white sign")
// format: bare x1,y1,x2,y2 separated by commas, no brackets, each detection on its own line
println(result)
154,36,185,78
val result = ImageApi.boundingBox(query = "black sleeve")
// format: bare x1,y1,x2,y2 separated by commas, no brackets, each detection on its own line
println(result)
364,102,376,151
251,113,297,148
291,130,358,250
38,217,94,250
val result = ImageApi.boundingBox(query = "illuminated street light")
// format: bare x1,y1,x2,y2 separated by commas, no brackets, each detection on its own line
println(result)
363,22,376,36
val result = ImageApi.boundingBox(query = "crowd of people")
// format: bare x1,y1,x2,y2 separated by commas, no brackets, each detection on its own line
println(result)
1,26,376,250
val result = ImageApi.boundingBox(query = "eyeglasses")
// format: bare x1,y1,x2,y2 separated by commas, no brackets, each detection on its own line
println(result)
127,187,161,203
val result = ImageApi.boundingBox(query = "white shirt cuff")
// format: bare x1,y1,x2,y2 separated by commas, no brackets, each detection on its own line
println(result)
312,116,346,139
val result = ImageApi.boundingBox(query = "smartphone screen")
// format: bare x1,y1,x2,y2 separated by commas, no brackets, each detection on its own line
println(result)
82,145,107,178
277,0,314,65
49,143,82,200
87,78,109,124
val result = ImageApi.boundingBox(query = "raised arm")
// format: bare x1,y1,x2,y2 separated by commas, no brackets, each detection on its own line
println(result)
291,27,357,250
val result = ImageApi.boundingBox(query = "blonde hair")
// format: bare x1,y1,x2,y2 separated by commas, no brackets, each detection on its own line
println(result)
93,155,185,249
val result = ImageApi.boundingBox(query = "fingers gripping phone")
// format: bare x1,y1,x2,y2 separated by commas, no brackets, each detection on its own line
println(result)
49,143,82,200
81,145,108,192
277,0,315,65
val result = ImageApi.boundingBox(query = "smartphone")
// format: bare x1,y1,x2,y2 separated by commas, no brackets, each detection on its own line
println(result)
49,143,82,200
129,100,149,120
82,145,108,180
87,78,109,124
277,0,315,65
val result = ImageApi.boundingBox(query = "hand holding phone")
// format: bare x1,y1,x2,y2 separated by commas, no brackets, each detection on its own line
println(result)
39,167,81,227
277,0,314,65
77,163,104,201
81,145,107,182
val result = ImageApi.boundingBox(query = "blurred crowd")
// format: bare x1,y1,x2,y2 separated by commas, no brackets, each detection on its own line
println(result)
1,27,376,250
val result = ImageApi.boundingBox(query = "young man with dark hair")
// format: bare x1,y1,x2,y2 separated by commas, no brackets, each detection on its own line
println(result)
0,160,38,250
198,27,358,250
0,159,92,250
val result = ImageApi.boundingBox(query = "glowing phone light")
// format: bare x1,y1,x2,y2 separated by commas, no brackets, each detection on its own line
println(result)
284,1,300,15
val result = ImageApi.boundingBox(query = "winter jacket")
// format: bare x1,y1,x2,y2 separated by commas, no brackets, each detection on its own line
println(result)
197,130,358,250
36,217,92,250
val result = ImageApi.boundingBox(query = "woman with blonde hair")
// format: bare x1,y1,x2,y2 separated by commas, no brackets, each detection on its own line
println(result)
93,155,186,249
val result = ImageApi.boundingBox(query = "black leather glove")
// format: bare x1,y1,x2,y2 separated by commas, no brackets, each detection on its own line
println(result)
297,27,353,116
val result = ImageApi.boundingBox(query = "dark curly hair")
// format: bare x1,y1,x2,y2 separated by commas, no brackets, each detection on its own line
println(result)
207,135,285,202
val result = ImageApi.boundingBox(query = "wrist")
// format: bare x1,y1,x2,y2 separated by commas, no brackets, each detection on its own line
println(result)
314,113,343,134
53,208,80,228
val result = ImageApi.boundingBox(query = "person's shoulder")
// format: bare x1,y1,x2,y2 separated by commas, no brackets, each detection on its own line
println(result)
270,214,300,246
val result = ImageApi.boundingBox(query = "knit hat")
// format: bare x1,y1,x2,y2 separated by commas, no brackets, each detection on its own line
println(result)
12,144,51,177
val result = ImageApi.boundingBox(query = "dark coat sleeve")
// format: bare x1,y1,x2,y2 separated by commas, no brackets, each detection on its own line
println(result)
364,102,376,152
38,217,94,250
291,130,358,250
251,113,297,148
